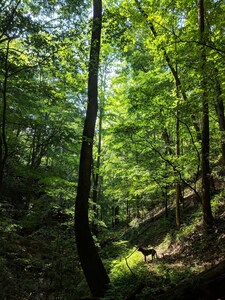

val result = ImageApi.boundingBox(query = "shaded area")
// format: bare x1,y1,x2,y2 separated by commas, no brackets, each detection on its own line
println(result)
156,260,225,300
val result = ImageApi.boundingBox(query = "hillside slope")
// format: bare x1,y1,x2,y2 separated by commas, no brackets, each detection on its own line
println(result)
101,191,225,299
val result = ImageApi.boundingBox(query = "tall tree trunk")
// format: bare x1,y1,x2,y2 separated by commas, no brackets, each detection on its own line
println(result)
198,0,214,228
162,129,171,218
92,98,103,234
165,186,168,218
175,52,182,227
74,0,110,297
126,198,130,226
0,40,9,193
176,100,181,227
214,68,225,166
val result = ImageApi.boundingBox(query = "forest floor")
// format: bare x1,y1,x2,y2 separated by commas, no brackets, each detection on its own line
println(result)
101,189,225,300
133,194,225,299
156,199,225,271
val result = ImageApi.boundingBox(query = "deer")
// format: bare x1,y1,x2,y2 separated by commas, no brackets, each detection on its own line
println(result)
138,247,158,262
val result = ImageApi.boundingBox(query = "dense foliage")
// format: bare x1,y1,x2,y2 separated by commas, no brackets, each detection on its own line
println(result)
1,0,225,299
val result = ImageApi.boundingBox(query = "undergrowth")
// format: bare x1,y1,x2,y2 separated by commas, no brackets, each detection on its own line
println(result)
100,192,225,299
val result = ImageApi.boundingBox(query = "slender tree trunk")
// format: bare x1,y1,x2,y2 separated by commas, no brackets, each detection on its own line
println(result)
126,199,130,226
0,40,10,193
214,69,225,166
174,53,182,227
165,186,168,218
163,128,173,156
92,99,103,234
136,195,141,219
162,129,171,218
112,206,115,227
175,100,181,227
198,0,214,228
74,0,110,297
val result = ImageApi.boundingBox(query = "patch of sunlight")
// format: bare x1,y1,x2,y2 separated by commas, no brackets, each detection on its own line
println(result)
109,247,144,280
211,192,225,215
177,213,202,240
159,232,173,251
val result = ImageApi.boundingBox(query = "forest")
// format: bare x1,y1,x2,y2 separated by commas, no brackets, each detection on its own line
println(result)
1,0,225,299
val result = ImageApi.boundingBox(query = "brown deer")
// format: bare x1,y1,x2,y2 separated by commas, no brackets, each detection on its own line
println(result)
138,247,157,262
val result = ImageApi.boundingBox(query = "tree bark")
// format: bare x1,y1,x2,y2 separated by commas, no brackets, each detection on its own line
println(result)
198,0,214,228
92,98,103,234
214,68,225,166
0,39,10,193
175,126,182,227
165,186,168,218
175,68,181,227
74,0,110,297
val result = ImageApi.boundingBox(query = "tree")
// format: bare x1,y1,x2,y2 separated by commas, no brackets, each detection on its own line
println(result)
198,0,214,228
0,39,9,193
74,0,110,297
214,68,225,166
